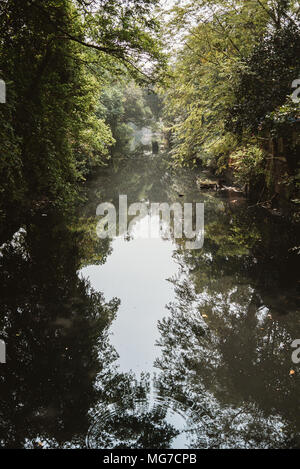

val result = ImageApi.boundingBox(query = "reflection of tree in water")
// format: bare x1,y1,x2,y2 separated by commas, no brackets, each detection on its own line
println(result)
155,205,300,449
88,373,179,449
0,211,179,449
0,212,119,448
1,156,299,448
81,153,172,222
81,158,300,448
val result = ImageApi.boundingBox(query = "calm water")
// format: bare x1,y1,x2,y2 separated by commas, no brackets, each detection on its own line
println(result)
0,151,299,448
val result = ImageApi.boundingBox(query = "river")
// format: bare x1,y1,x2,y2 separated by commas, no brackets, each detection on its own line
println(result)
0,150,299,449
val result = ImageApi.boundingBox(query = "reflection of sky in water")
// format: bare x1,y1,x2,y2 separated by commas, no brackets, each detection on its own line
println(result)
81,214,179,374
81,215,194,448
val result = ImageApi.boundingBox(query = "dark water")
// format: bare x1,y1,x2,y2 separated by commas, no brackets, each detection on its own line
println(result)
0,152,299,449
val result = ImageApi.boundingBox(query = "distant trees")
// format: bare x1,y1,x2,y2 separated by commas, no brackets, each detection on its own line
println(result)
98,82,157,158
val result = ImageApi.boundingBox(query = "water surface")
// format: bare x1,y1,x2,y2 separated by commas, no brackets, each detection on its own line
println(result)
0,152,299,448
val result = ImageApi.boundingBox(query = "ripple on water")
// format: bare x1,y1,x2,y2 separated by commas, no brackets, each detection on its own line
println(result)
86,393,208,449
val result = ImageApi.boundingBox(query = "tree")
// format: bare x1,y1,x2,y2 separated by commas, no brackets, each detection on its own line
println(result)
0,0,165,228
161,0,300,200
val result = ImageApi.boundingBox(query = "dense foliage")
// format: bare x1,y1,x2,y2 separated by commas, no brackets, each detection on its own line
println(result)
161,0,300,204
0,0,164,226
